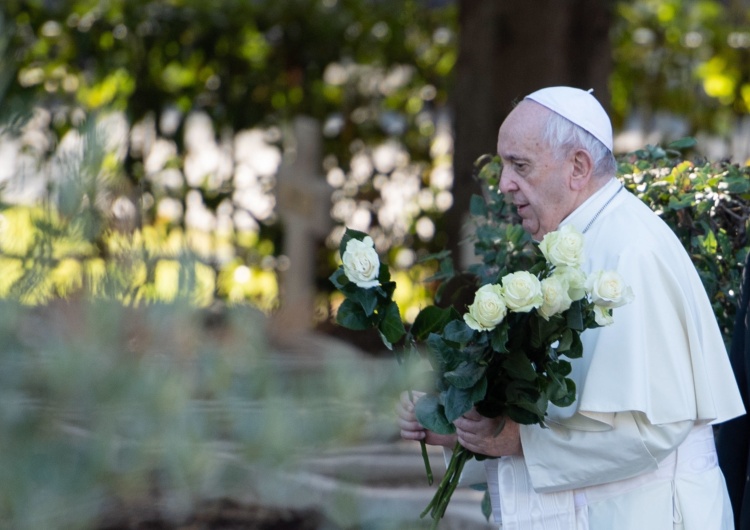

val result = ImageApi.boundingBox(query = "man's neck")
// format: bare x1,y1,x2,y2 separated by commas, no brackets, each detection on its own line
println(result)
575,174,613,210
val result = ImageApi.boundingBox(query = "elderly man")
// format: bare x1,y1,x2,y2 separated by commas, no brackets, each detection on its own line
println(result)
397,86,745,529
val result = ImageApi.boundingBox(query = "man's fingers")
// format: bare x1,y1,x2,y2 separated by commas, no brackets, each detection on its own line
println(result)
401,429,425,441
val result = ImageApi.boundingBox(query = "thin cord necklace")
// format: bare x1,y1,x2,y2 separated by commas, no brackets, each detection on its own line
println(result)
581,183,624,234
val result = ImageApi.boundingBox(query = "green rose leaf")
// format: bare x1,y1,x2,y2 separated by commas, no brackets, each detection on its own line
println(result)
445,360,486,389
443,385,476,422
546,367,569,402
503,351,537,382
505,379,538,401
346,284,379,316
379,301,405,346
556,328,573,353
378,330,394,351
547,361,576,407
550,359,572,377
565,333,583,359
377,262,392,285
411,305,458,342
442,319,475,344
528,260,546,276
329,267,349,290
549,377,576,408
443,377,488,423
426,332,463,371
378,278,396,300
463,341,490,363
507,396,547,425
415,394,455,435
469,376,488,402
566,300,584,331
336,298,375,330
531,314,561,349
490,324,509,353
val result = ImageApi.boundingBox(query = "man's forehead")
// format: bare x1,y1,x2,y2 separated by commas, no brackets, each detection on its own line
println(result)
497,103,549,153
500,102,548,134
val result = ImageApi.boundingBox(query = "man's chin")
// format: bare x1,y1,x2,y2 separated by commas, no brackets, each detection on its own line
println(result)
520,220,539,237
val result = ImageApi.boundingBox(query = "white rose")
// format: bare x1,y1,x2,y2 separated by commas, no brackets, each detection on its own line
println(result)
585,270,634,309
553,265,587,301
538,275,573,320
464,283,507,331
593,305,614,326
501,271,543,313
539,225,585,268
342,236,380,288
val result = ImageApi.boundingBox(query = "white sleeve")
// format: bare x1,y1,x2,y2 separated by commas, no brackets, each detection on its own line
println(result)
519,411,693,493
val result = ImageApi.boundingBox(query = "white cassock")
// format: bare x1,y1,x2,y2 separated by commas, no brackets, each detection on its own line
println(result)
457,177,746,529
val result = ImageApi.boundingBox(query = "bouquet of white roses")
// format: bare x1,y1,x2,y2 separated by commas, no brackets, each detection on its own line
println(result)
331,220,633,528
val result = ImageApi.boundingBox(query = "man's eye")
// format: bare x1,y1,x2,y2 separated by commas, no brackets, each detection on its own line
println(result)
514,162,528,172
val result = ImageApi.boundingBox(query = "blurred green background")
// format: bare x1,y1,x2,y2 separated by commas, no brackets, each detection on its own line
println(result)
1,1,750,528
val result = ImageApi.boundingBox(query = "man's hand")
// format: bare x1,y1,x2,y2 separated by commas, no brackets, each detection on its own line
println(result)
395,391,457,448
454,408,523,457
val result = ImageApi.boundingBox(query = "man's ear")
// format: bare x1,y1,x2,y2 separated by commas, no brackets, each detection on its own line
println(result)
570,149,594,191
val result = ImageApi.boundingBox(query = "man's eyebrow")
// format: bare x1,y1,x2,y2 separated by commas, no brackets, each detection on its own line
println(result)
503,154,530,163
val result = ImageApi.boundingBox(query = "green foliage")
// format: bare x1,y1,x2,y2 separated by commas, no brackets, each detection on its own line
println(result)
0,298,404,529
3,0,456,190
618,140,750,342
611,0,750,134
1,0,458,312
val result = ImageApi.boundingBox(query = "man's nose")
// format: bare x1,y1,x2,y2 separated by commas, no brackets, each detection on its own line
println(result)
499,167,516,194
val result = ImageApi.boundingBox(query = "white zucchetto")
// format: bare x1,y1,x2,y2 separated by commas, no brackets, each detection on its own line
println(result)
525,86,613,153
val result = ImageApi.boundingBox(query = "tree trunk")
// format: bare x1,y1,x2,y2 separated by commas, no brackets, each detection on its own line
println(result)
447,0,614,269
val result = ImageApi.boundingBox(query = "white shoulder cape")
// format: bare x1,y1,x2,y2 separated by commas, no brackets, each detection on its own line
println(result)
551,178,744,428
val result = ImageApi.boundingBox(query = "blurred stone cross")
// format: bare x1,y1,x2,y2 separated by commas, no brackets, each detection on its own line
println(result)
271,116,332,337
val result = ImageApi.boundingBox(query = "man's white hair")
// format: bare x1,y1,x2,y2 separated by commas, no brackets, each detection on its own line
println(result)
541,111,617,178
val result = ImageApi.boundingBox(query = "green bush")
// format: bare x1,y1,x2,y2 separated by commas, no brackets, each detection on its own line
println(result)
618,143,750,343
0,298,404,529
